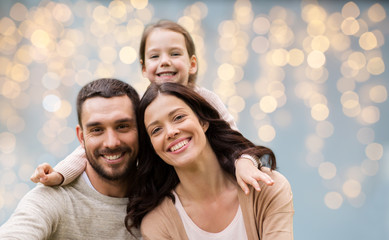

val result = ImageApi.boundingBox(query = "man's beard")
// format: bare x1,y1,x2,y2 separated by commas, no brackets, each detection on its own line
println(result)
85,145,133,181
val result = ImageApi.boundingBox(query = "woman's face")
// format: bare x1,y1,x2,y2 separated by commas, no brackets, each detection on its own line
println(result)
144,94,209,168
142,28,197,86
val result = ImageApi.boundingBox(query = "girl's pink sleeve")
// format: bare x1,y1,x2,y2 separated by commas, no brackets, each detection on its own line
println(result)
53,145,87,186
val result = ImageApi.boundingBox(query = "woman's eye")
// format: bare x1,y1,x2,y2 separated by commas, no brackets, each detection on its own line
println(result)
174,114,185,121
171,52,181,56
150,55,158,59
150,127,161,136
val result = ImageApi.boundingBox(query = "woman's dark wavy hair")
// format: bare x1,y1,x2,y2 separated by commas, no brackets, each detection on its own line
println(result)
125,82,276,233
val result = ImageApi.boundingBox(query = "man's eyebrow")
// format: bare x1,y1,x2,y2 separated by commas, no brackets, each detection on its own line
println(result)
85,118,135,129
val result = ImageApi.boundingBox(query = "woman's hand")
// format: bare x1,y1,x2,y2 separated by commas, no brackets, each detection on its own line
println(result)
235,157,274,194
30,163,64,186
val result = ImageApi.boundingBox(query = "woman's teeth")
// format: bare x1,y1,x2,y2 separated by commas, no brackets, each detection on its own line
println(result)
170,139,189,152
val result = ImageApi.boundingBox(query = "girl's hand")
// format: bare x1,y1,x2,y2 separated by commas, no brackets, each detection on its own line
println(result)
30,163,64,186
235,158,274,195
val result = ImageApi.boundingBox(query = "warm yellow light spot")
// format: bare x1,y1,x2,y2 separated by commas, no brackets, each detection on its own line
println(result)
369,85,387,103
10,64,29,82
307,50,326,69
302,4,327,22
177,16,195,32
308,93,327,108
318,162,336,179
365,142,383,161
311,36,330,52
57,39,75,58
267,81,285,98
54,100,72,119
14,45,33,65
341,17,359,35
251,36,269,54
218,63,235,81
360,106,380,124
258,125,276,142
330,33,350,52
220,36,237,51
228,96,245,113
234,1,253,25
340,61,358,78
75,70,93,86
253,16,270,35
288,48,304,66
311,104,329,121
109,1,127,19
271,49,288,67
343,179,361,198
10,3,28,21
359,32,377,50
368,3,386,23
119,46,137,64
93,6,110,24
347,52,366,70
2,80,20,99
30,29,51,48
324,192,343,210
259,96,277,113
341,91,359,109
52,3,72,23
99,46,117,64
327,12,343,32
307,20,326,36
343,104,361,118
0,17,16,37
342,1,360,18
366,57,385,75
316,121,334,138
219,20,238,37
126,19,144,38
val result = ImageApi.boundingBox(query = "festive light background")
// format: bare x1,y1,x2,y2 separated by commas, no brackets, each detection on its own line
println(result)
0,0,388,239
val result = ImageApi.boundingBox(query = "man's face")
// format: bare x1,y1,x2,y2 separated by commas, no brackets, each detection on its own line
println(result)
76,95,138,181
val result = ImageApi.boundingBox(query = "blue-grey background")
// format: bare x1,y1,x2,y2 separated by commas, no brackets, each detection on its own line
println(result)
0,0,388,239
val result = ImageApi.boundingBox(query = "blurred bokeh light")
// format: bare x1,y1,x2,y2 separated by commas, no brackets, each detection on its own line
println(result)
0,0,388,239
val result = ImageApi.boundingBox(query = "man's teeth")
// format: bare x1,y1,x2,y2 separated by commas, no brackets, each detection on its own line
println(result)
170,139,189,152
104,154,122,160
158,73,174,76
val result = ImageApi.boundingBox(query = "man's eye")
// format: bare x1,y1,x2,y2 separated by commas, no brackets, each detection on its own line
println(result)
118,124,130,130
90,128,102,133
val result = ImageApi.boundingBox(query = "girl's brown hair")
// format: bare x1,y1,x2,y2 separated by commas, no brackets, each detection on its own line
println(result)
139,20,198,87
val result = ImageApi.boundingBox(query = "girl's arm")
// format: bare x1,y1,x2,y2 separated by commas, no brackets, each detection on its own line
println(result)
30,145,87,186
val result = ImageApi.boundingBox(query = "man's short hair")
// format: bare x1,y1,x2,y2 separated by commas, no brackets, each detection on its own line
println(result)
76,78,140,127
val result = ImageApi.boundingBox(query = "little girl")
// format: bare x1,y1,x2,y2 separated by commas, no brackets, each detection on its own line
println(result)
31,20,274,194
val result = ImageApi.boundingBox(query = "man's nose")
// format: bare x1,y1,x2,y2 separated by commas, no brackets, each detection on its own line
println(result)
104,129,121,148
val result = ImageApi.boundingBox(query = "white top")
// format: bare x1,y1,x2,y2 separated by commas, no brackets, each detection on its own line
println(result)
173,191,248,240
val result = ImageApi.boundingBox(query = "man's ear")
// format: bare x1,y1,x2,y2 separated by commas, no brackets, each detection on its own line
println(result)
189,55,198,75
76,125,85,148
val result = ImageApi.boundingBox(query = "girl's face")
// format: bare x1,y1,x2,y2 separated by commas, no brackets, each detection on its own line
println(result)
142,28,197,86
144,94,210,168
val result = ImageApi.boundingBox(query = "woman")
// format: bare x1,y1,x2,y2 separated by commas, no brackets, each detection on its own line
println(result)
126,82,294,239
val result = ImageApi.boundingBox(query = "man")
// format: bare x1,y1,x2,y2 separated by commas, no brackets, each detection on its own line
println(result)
0,78,141,239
